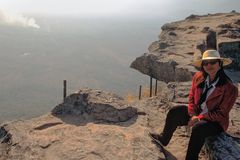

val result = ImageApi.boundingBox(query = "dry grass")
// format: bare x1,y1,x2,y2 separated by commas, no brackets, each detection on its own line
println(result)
125,86,153,103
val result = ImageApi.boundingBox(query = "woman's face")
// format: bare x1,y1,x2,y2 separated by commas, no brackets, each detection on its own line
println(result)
202,59,221,77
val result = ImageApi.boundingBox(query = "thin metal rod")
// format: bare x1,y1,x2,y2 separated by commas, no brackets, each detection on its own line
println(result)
63,80,67,101
150,77,153,97
139,85,142,100
155,79,158,96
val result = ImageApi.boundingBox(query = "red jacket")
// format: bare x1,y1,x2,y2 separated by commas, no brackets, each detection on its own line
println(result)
188,71,238,131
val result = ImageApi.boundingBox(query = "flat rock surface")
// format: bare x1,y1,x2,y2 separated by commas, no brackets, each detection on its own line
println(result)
0,86,239,160
0,89,165,160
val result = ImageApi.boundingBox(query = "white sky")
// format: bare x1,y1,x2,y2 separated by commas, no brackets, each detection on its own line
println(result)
0,0,172,16
0,0,239,17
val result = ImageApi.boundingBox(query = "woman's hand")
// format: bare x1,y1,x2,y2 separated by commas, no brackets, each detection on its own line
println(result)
188,116,200,127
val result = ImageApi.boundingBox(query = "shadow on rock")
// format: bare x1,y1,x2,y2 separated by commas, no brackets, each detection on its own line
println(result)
51,89,144,127
150,140,177,160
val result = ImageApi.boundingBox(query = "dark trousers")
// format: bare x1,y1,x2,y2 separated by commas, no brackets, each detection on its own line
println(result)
161,105,223,160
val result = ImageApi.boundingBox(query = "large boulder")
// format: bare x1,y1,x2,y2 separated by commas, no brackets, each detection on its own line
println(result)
219,41,240,70
204,133,240,160
130,53,194,83
52,89,137,123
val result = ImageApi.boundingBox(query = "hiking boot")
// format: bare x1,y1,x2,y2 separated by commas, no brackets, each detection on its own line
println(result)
148,133,168,146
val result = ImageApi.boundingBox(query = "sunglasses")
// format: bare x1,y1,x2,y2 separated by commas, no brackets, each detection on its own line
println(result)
202,60,219,66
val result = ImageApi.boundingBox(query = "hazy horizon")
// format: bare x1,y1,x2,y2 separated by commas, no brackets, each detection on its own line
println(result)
0,16,161,123
1,0,240,28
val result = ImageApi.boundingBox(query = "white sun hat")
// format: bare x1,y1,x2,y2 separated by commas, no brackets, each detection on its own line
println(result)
192,49,232,68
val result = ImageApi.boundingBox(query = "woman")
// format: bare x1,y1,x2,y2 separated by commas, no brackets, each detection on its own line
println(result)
149,49,238,160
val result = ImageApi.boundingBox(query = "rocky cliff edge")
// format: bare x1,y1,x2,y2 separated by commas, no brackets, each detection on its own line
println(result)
131,12,240,82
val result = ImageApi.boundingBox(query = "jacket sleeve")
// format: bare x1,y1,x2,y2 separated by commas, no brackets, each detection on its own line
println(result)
188,75,198,117
198,84,238,122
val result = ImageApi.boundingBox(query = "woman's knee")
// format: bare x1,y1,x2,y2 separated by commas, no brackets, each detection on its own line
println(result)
191,121,211,137
168,105,187,116
166,105,189,123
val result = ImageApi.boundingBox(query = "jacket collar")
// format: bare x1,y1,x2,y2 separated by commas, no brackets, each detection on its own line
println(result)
206,86,224,101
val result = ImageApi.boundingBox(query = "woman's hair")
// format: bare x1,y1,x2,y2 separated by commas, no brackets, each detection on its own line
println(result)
198,60,232,88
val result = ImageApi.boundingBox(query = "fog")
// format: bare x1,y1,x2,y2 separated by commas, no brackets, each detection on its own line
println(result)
0,16,160,123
